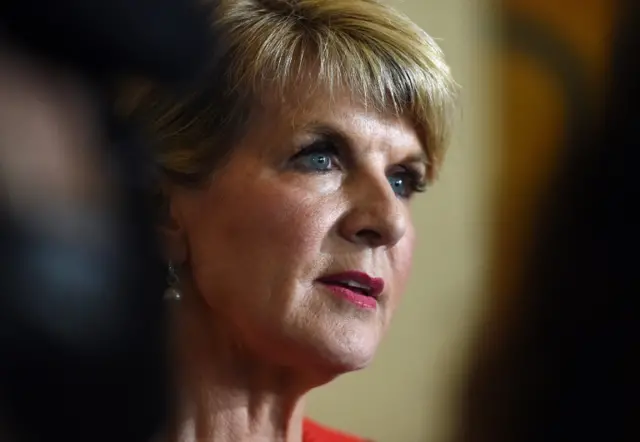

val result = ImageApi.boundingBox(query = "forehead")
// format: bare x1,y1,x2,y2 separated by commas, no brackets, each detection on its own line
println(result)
252,91,424,156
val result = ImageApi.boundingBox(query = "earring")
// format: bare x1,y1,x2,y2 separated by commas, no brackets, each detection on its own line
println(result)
163,261,182,301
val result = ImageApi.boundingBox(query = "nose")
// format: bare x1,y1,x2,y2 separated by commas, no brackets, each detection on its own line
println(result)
338,176,408,248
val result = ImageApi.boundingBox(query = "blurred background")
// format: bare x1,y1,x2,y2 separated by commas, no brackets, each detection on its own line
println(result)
2,0,628,441
307,0,618,441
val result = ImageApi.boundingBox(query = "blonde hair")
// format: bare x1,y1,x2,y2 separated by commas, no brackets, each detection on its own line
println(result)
122,0,458,190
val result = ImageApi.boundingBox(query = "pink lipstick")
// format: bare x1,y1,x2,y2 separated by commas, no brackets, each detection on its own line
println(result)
317,271,385,309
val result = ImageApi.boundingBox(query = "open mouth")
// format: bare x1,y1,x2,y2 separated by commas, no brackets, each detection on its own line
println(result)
322,279,373,296
317,271,384,299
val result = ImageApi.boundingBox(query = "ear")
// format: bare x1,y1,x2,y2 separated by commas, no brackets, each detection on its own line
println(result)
158,190,188,266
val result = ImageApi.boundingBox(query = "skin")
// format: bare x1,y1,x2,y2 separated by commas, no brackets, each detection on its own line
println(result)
164,91,427,442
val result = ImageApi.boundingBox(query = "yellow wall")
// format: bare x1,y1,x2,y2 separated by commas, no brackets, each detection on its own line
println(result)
306,1,497,441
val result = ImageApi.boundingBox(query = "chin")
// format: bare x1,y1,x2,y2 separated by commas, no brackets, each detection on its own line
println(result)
329,352,376,374
300,329,381,376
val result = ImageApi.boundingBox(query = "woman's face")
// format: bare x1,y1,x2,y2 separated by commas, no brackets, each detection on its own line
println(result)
169,93,426,374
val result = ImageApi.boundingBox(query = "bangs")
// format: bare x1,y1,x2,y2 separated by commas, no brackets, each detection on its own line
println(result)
120,0,458,186
218,0,459,174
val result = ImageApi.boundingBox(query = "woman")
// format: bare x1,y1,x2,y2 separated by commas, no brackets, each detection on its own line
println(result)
123,0,457,440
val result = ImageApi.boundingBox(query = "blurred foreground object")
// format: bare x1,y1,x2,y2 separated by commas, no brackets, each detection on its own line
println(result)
457,1,638,441
0,1,214,441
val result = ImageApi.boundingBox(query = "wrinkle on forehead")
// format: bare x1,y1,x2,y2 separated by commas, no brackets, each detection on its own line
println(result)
251,89,425,160
332,110,422,157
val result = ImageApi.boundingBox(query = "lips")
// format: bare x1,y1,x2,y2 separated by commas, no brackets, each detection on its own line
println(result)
317,271,385,299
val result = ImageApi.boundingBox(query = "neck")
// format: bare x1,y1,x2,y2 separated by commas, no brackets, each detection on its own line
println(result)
166,293,319,442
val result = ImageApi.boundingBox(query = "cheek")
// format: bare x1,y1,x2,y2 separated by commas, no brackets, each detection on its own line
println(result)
391,224,416,300
228,185,329,261
183,177,335,302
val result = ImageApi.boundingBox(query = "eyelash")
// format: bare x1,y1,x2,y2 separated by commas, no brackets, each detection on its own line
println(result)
291,140,427,198
393,167,428,197
291,140,341,170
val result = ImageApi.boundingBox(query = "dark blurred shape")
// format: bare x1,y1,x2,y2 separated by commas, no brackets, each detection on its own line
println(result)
0,0,214,83
0,1,215,441
458,1,638,441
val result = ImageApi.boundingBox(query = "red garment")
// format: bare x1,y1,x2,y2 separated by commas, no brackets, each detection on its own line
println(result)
302,419,365,442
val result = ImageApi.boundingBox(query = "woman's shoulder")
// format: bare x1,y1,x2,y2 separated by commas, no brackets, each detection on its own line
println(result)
302,419,369,442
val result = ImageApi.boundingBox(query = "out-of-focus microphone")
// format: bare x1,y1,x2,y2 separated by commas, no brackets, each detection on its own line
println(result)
0,1,217,441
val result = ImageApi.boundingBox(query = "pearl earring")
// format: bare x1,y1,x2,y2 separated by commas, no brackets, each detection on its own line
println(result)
163,261,182,301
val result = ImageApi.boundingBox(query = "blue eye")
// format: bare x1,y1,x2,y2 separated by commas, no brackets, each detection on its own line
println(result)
388,169,426,199
388,174,408,197
296,151,334,171
291,139,340,173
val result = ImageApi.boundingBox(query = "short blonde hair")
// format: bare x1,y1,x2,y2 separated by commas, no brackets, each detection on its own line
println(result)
122,0,458,189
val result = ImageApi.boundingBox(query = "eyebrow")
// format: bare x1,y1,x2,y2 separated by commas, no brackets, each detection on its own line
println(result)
301,122,347,142
301,121,429,168
404,151,429,170
300,122,353,158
